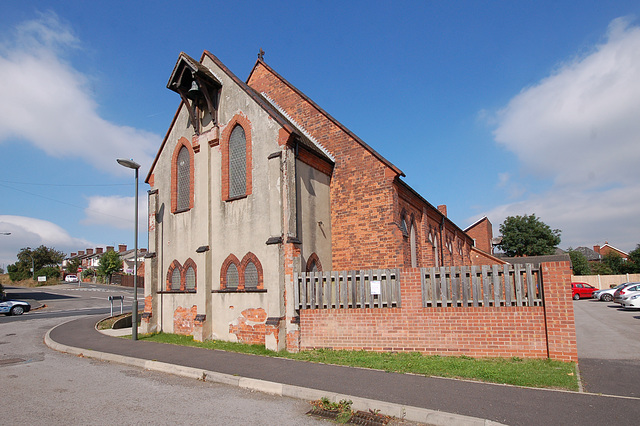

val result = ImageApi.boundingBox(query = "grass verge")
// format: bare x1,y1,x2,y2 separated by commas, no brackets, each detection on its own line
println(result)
0,274,62,288
138,332,579,391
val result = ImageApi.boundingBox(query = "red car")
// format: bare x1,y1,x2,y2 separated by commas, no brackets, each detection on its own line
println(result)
571,282,598,300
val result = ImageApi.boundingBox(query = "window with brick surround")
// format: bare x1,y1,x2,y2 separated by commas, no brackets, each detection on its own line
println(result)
171,268,181,291
185,266,196,290
171,138,194,213
226,264,239,289
244,261,258,289
220,253,264,291
176,146,190,211
229,125,246,198
166,259,197,292
221,114,252,201
306,253,323,273
410,222,417,267
400,211,409,237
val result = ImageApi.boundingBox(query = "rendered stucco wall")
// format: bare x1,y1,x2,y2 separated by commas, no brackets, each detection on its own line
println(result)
296,159,332,272
148,55,286,342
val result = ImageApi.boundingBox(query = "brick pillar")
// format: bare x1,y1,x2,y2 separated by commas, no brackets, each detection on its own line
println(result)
541,260,578,362
284,242,302,352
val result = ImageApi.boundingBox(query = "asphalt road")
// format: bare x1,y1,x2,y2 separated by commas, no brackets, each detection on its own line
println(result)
0,284,324,425
572,298,640,397
3,283,640,425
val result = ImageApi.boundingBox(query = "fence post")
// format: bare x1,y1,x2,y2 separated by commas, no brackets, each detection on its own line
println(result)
541,259,578,362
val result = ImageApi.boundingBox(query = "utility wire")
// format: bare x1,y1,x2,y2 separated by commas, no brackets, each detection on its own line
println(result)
0,179,130,187
0,182,135,224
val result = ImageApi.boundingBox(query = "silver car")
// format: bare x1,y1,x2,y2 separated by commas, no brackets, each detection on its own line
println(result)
0,299,31,316
620,291,640,309
614,283,640,305
593,282,630,302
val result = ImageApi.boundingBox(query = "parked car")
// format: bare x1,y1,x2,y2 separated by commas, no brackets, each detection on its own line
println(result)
0,299,31,316
593,283,629,302
613,283,640,305
571,282,598,300
620,291,640,309
65,274,79,283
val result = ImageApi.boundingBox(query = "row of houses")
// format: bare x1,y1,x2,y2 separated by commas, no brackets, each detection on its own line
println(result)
572,242,630,262
63,244,147,278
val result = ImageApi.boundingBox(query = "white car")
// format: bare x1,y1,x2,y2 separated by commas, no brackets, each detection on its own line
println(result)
0,299,31,316
65,274,79,282
620,291,640,309
592,283,629,302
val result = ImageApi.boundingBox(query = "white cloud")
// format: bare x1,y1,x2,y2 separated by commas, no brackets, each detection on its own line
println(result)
0,12,158,175
483,17,640,252
480,184,640,252
83,195,148,231
0,215,94,267
493,17,640,189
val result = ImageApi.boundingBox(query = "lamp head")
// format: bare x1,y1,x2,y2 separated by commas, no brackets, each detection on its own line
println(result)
117,158,140,170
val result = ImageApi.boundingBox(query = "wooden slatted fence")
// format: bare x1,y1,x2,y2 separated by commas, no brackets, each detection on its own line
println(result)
421,264,542,307
294,269,401,310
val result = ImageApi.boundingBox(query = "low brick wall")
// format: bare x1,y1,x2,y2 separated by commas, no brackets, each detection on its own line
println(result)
298,261,577,362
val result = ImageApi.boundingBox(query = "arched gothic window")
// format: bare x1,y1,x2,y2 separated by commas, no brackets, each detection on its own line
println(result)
176,146,190,211
410,222,417,267
171,268,181,291
226,263,239,289
185,266,196,290
244,261,258,289
229,125,246,198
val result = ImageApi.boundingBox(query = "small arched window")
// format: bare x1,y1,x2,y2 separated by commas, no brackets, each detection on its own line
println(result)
171,268,181,291
185,266,196,290
229,125,246,198
176,146,190,211
400,212,408,237
410,222,417,267
305,253,323,273
244,261,258,289
226,263,239,289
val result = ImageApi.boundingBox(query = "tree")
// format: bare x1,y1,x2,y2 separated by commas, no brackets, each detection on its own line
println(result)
590,261,613,275
8,246,65,281
97,250,122,284
65,258,81,275
568,249,590,275
602,252,624,274
497,214,561,257
626,244,640,273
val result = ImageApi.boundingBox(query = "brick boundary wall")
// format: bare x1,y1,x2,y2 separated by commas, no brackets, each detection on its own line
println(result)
297,261,577,362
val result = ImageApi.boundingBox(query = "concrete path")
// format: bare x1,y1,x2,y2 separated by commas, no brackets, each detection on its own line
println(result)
45,314,640,426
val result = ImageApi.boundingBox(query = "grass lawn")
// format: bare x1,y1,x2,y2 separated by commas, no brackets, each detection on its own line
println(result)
139,332,579,391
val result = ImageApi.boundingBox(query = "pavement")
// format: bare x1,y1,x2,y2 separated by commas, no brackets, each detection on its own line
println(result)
42,314,640,426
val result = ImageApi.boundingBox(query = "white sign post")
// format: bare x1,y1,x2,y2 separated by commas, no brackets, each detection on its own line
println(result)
37,276,46,282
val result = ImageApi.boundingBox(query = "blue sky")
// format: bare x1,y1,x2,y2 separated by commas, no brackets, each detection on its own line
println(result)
1,1,640,268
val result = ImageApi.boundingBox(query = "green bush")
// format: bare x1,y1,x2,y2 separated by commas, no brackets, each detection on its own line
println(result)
35,266,60,280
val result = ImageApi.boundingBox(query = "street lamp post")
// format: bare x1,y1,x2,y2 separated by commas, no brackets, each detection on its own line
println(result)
117,158,141,341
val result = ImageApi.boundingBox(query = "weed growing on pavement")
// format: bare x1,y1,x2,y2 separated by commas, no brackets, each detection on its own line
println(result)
139,332,578,391
309,398,354,423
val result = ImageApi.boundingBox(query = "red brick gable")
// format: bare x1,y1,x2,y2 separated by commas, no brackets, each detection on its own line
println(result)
247,60,474,269
465,216,494,254
248,61,400,269
594,242,628,259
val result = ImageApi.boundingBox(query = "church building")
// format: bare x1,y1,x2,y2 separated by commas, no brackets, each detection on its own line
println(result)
141,50,477,350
